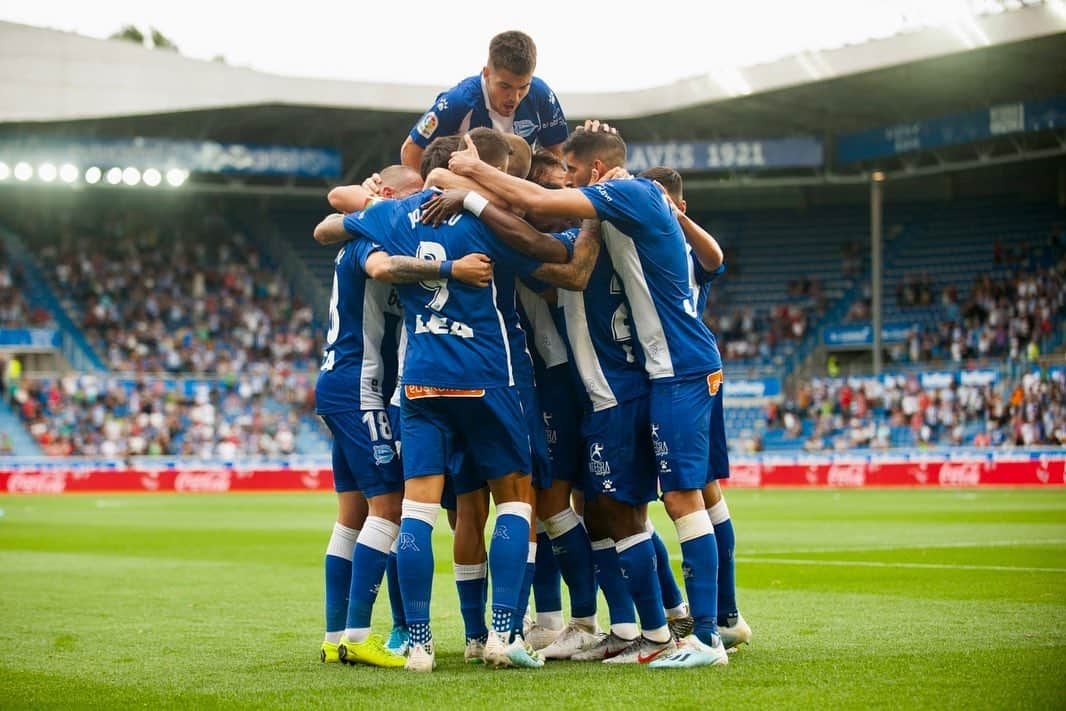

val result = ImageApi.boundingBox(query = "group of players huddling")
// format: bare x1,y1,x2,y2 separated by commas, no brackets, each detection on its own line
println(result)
311,31,752,672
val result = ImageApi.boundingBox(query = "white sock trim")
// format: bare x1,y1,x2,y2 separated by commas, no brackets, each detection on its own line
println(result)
344,627,371,643
389,538,399,554
496,501,533,523
326,522,359,561
454,562,487,581
543,507,581,539
527,541,538,564
535,519,547,535
357,516,400,555
536,610,564,629
402,499,440,527
675,510,714,543
644,625,671,644
590,537,616,552
615,531,652,553
644,518,656,534
707,499,731,526
611,622,639,640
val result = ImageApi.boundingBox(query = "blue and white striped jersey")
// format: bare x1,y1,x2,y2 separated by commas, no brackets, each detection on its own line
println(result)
409,75,568,150
342,190,542,390
580,178,723,381
314,238,398,414
557,248,648,412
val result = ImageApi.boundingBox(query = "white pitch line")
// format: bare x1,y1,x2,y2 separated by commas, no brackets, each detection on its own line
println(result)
746,539,1066,555
733,557,1066,574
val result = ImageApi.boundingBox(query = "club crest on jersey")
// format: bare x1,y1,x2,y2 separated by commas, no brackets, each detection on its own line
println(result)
513,119,537,138
589,442,611,476
373,444,395,465
417,111,438,139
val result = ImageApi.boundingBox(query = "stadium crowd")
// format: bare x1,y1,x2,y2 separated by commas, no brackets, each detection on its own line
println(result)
4,366,315,458
0,244,52,328
765,367,1066,451
706,277,826,363
846,248,1065,365
24,207,319,374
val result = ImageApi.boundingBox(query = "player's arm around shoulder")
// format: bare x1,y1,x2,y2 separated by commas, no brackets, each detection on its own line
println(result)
418,188,570,264
314,214,350,245
448,135,596,219
531,219,601,291
363,251,493,288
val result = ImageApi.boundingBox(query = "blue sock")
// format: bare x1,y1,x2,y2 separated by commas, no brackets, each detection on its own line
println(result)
325,555,352,634
591,538,636,627
651,529,685,611
544,510,598,619
511,545,537,639
677,511,720,645
532,530,563,616
397,502,438,639
712,512,738,625
324,522,358,636
386,550,406,628
616,533,668,633
488,503,532,636
345,517,396,631
455,563,488,642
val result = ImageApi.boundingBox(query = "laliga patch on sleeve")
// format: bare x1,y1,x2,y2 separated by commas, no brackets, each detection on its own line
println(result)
417,111,439,139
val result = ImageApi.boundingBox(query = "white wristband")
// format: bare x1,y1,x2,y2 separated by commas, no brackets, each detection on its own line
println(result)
463,191,489,218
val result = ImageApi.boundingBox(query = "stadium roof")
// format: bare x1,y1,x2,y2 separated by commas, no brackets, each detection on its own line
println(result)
0,3,1064,189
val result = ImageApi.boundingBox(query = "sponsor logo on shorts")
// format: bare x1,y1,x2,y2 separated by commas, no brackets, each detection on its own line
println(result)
707,370,723,396
373,444,396,465
543,412,557,445
416,111,438,139
588,442,611,476
651,423,669,457
404,384,486,399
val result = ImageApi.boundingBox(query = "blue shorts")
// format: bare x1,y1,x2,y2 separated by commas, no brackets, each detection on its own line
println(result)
707,381,730,482
321,409,403,498
519,384,553,489
580,395,657,506
439,445,486,510
537,365,583,490
650,371,721,493
400,384,531,483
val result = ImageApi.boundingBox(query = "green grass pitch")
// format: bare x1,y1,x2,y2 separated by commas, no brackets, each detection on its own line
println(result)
1,488,1064,709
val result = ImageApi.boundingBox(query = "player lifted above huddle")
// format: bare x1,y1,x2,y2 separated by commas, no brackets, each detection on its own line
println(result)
400,31,568,172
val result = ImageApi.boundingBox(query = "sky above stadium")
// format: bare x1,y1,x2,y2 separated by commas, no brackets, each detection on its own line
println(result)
0,0,1034,92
